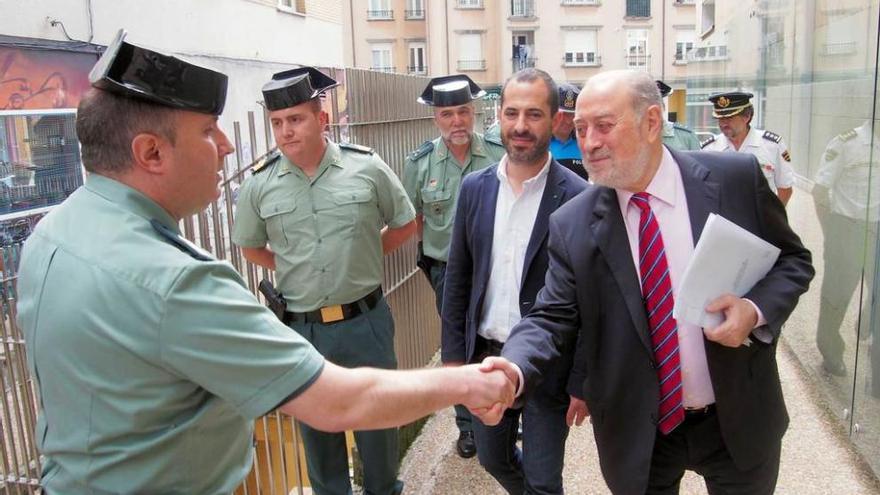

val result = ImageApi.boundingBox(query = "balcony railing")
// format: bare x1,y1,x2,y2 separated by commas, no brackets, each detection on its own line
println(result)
822,41,857,55
563,53,601,66
624,53,651,69
367,9,394,19
371,66,396,73
687,45,728,62
561,0,599,4
407,65,428,74
673,0,695,5
456,0,483,8
405,9,425,19
457,59,487,71
511,57,537,70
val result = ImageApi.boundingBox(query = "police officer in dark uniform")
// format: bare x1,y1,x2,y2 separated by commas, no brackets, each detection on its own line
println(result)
549,82,589,181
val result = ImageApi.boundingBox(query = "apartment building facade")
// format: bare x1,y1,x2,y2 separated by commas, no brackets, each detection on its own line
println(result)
344,0,699,123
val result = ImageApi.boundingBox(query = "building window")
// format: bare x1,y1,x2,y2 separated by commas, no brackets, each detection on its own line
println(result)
0,111,84,219
674,29,695,63
405,0,425,19
457,33,485,71
823,9,858,55
457,0,483,8
511,0,535,17
626,0,650,17
367,0,393,19
408,42,427,74
512,32,536,70
370,43,394,72
277,0,306,14
563,29,599,66
625,29,649,69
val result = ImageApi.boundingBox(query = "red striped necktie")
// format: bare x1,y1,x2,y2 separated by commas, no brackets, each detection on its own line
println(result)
631,192,684,435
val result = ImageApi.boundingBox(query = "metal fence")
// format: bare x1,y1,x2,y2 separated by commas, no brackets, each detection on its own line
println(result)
0,68,457,493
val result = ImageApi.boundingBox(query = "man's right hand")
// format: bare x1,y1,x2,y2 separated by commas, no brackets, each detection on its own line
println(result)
459,362,516,426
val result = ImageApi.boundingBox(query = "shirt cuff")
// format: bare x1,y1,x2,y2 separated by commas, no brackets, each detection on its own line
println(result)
512,362,526,397
744,298,773,344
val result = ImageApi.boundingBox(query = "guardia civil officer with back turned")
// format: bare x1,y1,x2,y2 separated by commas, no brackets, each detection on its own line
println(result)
17,32,514,495
233,67,418,495
656,80,701,151
402,74,504,459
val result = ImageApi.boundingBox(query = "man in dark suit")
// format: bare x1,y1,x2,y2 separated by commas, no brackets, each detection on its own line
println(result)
442,68,588,494
481,70,814,494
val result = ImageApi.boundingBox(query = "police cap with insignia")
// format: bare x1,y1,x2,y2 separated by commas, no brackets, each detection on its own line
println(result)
656,80,672,98
262,67,339,111
708,91,753,118
558,83,580,113
417,74,485,107
89,29,228,115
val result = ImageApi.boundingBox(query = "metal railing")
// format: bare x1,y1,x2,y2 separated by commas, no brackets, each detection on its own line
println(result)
367,9,394,19
371,65,396,73
512,57,537,69
457,59,487,71
561,0,599,4
407,65,428,74
405,9,425,19
625,53,651,69
0,68,453,494
563,53,601,66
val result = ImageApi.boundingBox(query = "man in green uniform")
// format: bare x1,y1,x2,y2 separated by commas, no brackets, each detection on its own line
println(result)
402,74,505,458
233,67,418,495
657,80,701,151
16,32,515,494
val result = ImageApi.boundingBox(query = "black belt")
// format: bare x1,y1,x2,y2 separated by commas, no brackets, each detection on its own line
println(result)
683,403,716,421
427,257,447,269
475,335,506,360
284,287,383,325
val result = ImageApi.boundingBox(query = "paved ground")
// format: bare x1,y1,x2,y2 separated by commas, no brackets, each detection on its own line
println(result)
398,344,880,494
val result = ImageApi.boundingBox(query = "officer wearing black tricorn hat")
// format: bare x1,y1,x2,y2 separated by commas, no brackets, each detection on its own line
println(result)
234,66,418,495
402,74,504,458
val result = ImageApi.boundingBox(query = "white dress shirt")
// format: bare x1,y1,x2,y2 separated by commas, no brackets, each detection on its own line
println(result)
478,154,551,343
615,147,716,408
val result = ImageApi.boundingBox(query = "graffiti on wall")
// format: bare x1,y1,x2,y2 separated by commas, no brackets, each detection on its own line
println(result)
0,47,97,110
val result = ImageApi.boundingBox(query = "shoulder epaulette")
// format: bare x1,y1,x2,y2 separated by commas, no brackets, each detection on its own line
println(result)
252,149,281,175
408,140,434,161
339,142,375,155
837,129,858,142
672,123,695,134
484,133,504,147
762,130,782,143
700,135,716,149
150,219,213,261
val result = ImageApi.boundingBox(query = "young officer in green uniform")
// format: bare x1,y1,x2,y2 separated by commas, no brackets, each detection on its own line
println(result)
402,75,505,458
16,31,515,495
656,80,701,151
233,68,418,495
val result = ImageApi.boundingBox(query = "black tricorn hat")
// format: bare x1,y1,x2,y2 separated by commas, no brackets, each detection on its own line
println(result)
262,67,339,111
89,29,228,115
708,91,753,118
417,75,485,107
656,80,672,98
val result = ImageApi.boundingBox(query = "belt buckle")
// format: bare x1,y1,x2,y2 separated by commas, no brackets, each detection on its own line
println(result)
320,305,344,323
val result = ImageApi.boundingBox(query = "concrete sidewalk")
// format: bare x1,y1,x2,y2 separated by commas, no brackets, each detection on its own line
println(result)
398,344,880,494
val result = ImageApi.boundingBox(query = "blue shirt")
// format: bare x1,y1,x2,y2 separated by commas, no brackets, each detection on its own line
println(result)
550,135,588,182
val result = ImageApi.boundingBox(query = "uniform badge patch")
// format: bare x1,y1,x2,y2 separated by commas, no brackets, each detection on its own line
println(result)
824,149,838,161
763,163,774,173
782,150,791,162
428,178,439,189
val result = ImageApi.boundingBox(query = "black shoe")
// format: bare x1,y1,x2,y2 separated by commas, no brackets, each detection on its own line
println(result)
821,359,847,377
456,431,476,458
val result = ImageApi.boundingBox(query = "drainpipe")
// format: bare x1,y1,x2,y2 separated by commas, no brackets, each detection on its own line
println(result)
445,0,451,73
661,0,666,81
349,0,357,67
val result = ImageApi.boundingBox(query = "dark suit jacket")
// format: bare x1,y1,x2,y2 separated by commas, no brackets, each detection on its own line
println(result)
441,160,587,401
501,148,814,494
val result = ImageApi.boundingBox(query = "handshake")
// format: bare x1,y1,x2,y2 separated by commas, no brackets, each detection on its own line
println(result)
453,357,521,426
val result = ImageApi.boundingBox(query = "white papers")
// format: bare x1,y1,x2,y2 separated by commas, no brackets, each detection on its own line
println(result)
673,213,780,329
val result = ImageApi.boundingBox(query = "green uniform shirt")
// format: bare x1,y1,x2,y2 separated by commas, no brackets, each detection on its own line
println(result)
402,132,504,261
233,141,415,312
663,121,701,151
17,174,325,494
